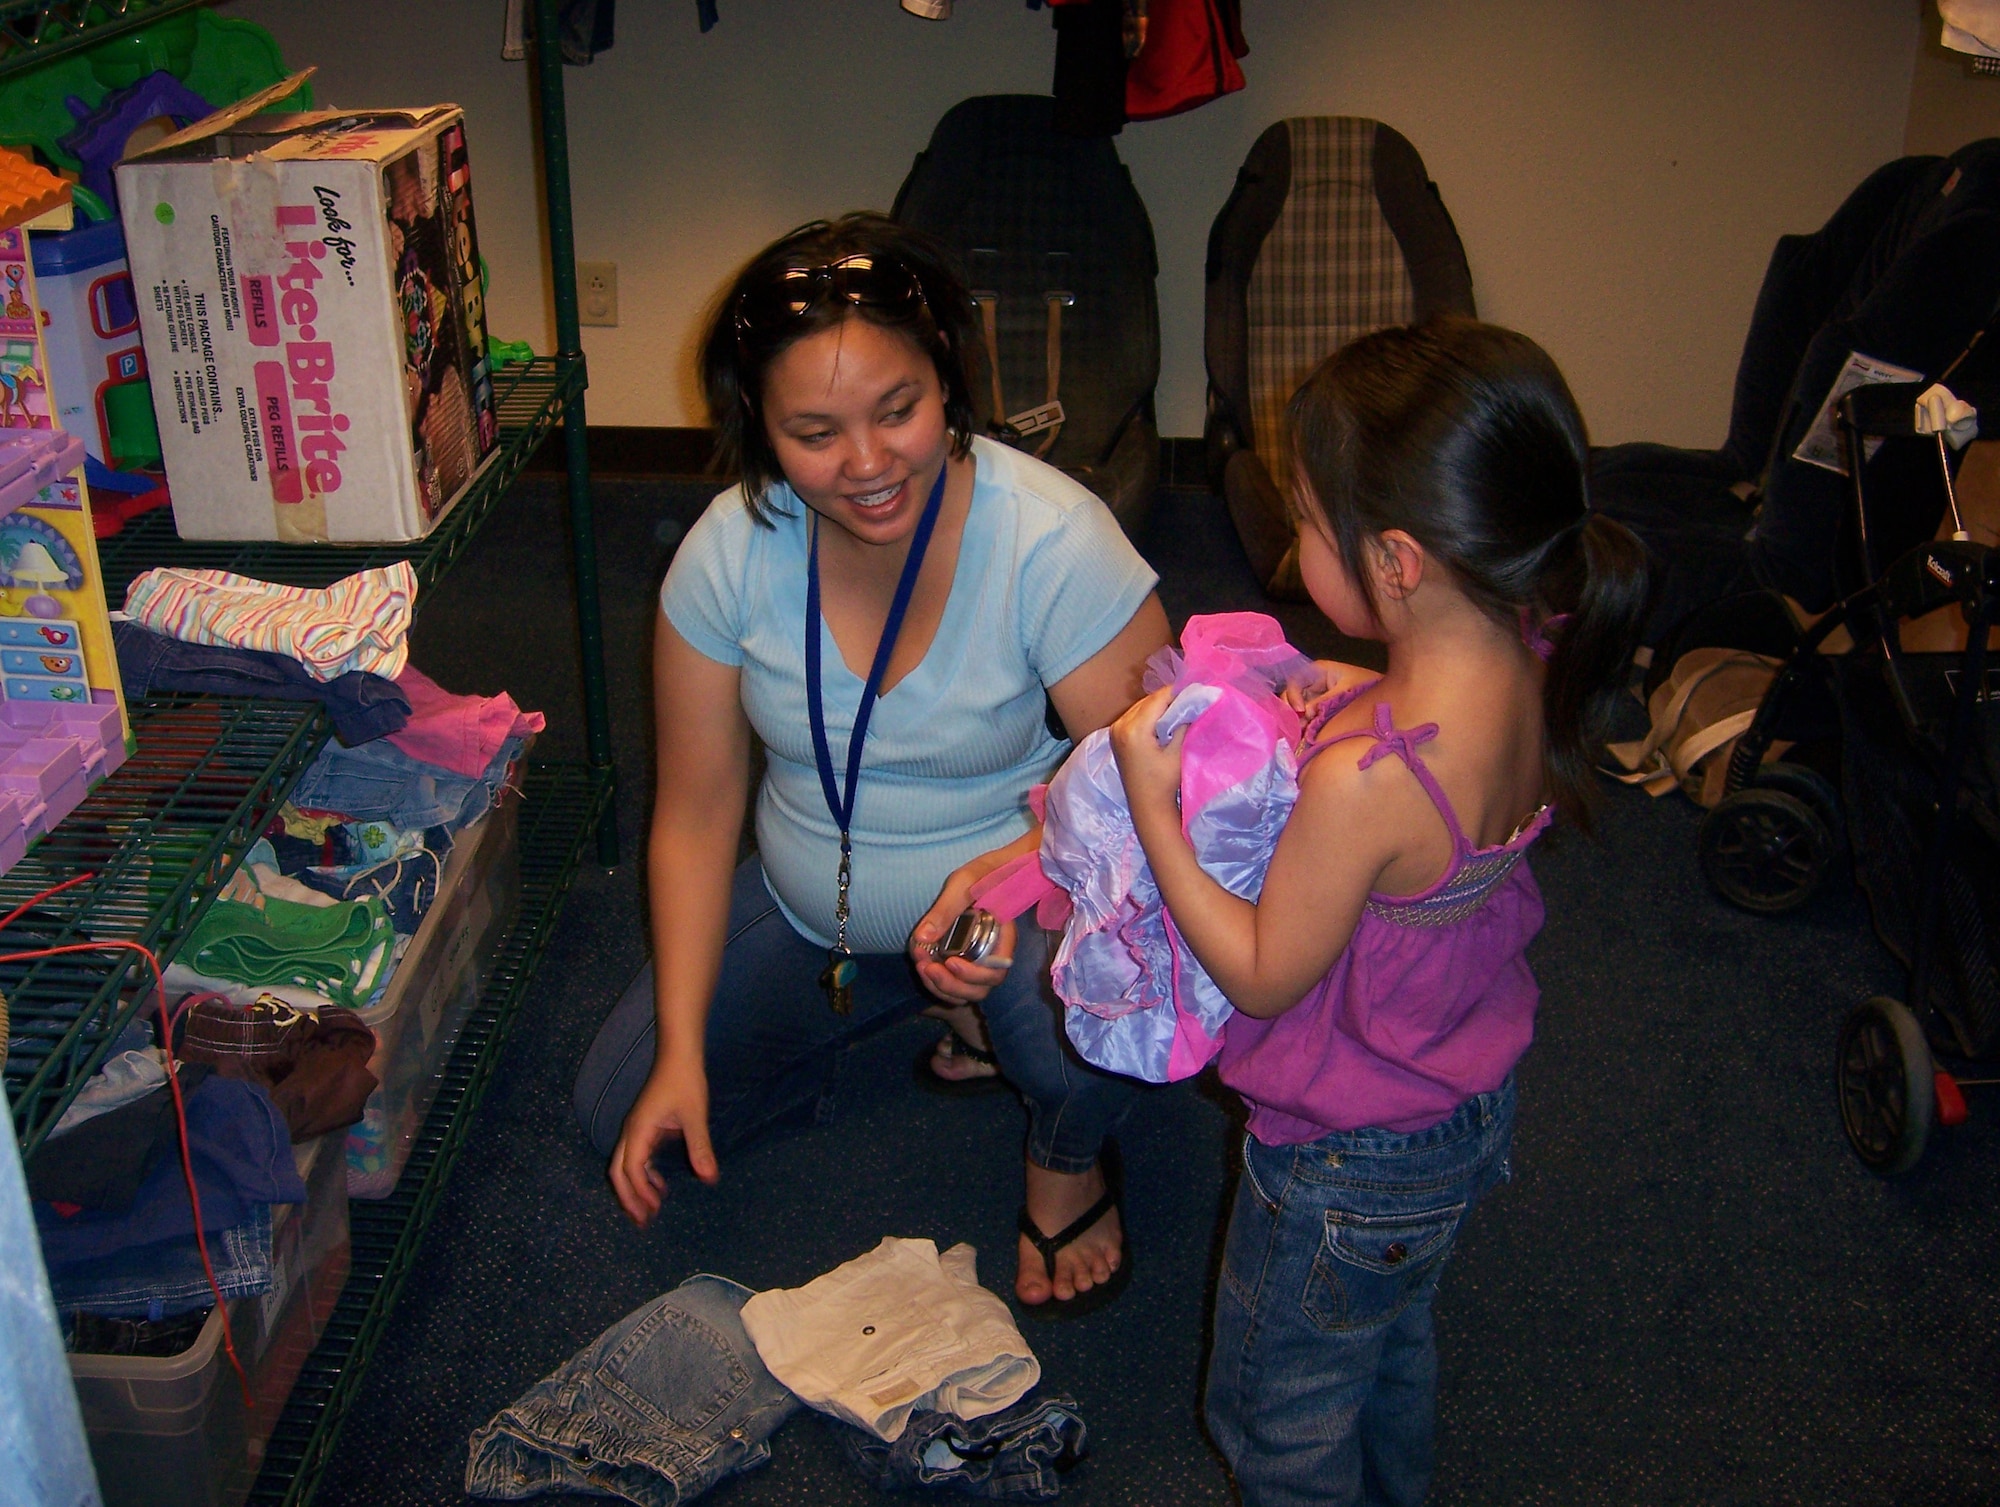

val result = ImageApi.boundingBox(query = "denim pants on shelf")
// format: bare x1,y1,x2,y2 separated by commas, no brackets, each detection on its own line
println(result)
288,733,522,831
112,620,411,747
1205,1076,1517,1507
573,858,1141,1175
48,1206,273,1320
465,1274,799,1506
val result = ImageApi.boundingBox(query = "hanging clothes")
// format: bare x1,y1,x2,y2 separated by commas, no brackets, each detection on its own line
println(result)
503,0,617,60
1126,0,1247,122
1050,0,1129,137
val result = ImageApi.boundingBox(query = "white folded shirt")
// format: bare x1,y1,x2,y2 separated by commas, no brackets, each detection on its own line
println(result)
740,1237,1039,1442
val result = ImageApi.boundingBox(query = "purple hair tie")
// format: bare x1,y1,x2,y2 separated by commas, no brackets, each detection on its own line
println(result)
1522,610,1572,662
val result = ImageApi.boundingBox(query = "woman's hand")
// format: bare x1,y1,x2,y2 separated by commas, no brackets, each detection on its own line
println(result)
1110,685,1185,817
910,859,1017,1005
909,824,1040,1003
608,1052,718,1228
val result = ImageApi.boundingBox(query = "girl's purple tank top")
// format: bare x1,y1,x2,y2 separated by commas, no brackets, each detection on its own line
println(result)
1218,684,1550,1143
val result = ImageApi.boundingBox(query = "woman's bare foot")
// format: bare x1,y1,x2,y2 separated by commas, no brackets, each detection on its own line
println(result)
922,1001,999,1083
1017,1158,1123,1304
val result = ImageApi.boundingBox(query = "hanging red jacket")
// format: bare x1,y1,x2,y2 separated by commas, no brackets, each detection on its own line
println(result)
1126,0,1247,122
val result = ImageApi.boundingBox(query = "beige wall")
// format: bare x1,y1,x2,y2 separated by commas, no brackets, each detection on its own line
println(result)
1907,0,2000,153
233,0,1919,447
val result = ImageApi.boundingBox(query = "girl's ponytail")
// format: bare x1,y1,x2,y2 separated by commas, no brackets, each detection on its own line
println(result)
1288,316,1649,830
1538,511,1648,830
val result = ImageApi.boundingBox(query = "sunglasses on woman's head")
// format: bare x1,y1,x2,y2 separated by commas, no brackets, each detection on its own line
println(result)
733,253,927,336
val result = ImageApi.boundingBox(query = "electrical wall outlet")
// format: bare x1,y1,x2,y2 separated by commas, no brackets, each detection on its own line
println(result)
579,261,618,326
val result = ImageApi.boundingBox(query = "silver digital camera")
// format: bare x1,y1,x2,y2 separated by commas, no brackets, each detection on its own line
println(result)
930,907,1003,964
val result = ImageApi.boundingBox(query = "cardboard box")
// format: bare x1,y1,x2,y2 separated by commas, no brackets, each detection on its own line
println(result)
116,71,499,542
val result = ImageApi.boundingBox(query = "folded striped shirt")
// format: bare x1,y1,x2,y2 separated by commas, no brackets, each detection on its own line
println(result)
122,561,417,682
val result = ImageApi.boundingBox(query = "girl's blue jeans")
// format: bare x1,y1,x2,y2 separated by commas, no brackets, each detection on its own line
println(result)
1206,1076,1516,1507
574,857,1140,1175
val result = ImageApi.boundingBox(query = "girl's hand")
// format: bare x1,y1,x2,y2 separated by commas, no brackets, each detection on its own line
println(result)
910,862,1017,1006
1282,660,1345,715
1110,686,1184,815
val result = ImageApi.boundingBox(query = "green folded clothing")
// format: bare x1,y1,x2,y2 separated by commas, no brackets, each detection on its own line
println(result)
181,894,396,1009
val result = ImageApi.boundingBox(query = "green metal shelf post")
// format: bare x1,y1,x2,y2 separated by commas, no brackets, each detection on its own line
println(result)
533,0,618,865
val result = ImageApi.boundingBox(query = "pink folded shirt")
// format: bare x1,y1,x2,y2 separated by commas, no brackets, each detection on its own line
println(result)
387,666,545,777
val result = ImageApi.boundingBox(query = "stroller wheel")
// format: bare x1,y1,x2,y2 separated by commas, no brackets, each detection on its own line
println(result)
1749,761,1845,855
1837,995,1934,1175
1699,789,1832,914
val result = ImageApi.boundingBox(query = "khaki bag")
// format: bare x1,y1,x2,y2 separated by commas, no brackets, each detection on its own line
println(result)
1604,647,1787,808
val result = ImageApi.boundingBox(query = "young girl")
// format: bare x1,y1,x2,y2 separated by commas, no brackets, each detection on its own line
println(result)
1111,318,1645,1506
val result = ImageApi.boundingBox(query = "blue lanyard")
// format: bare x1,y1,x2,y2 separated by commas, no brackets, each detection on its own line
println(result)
804,461,950,954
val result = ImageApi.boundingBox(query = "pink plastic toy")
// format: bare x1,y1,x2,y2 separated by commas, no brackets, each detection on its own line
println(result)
0,428,128,874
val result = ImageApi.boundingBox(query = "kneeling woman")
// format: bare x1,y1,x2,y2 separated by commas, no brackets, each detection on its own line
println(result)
573,214,1169,1308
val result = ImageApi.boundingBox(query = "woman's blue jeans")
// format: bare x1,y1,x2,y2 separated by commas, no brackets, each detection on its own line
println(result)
573,858,1140,1176
1205,1076,1516,1507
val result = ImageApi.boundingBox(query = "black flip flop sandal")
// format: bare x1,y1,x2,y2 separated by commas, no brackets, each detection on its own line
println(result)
914,1030,1008,1098
1017,1155,1132,1321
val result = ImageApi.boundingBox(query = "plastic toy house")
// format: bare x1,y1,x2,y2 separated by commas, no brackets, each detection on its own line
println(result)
32,217,160,474
0,144,72,234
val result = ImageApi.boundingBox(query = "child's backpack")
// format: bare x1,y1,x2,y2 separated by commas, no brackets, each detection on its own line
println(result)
893,94,1162,534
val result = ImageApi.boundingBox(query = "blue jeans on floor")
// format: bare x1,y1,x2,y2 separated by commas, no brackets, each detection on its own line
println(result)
1205,1077,1516,1507
573,858,1141,1176
465,1274,799,1505
825,1388,1087,1500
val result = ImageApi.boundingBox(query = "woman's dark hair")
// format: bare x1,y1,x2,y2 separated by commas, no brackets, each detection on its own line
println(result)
1287,316,1648,828
700,213,980,521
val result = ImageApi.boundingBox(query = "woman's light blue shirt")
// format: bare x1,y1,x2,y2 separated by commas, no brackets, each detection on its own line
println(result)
661,436,1158,954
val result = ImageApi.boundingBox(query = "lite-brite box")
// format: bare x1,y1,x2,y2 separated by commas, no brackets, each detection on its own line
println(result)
0,427,130,873
115,71,499,542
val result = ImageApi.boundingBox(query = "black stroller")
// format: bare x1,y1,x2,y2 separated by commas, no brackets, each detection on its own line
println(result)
1691,381,2000,1174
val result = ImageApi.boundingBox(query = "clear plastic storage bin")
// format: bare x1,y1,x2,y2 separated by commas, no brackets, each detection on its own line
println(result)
68,1129,351,1507
346,795,520,1197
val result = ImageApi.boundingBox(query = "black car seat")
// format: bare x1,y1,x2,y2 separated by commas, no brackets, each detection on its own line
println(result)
1594,141,2000,642
1204,116,1476,596
893,94,1162,534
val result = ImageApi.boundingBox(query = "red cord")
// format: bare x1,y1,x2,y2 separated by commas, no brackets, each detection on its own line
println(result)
0,871,93,936
3,874,252,1409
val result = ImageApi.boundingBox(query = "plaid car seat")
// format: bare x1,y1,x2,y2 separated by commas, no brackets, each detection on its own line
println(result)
1204,117,1475,596
894,94,1162,533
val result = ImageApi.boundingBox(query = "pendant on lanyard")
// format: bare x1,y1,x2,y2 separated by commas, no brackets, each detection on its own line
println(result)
806,461,951,1012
